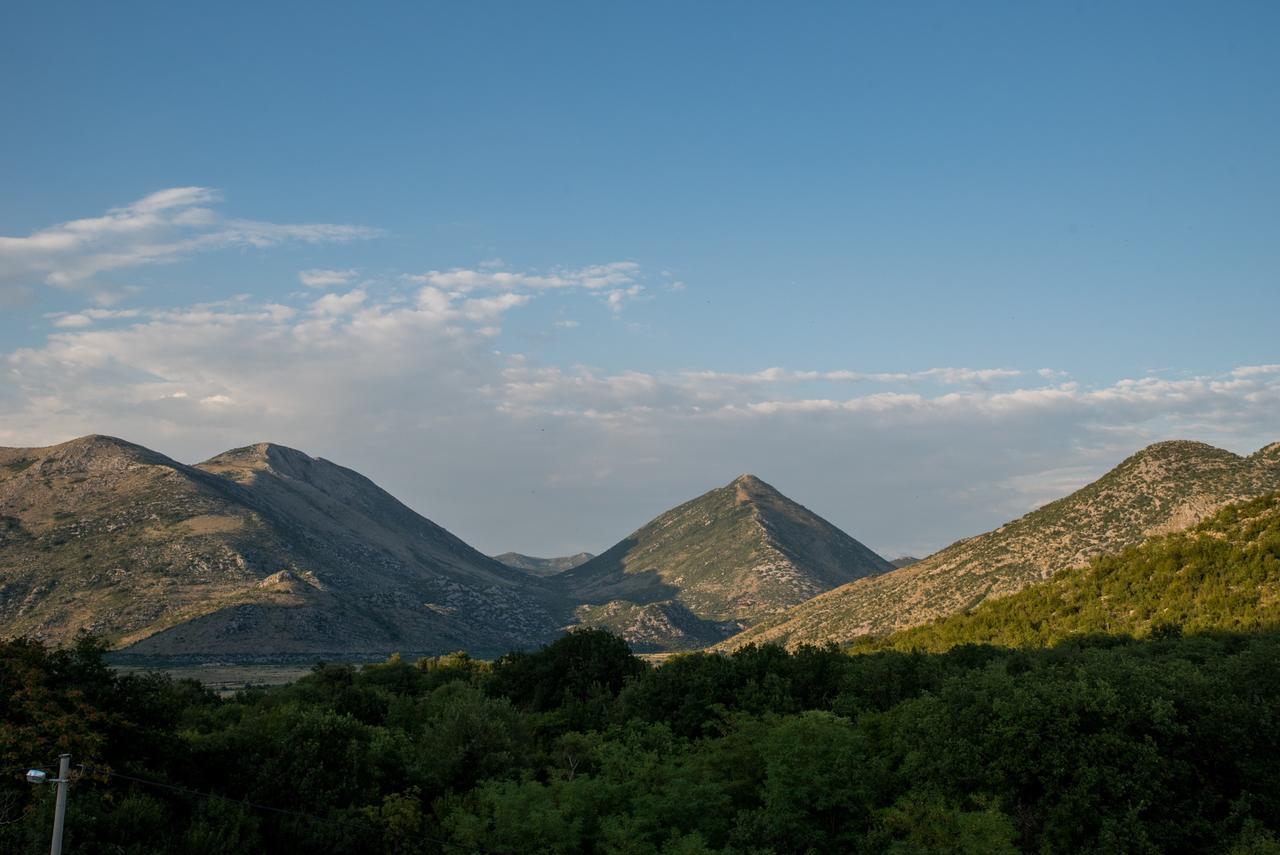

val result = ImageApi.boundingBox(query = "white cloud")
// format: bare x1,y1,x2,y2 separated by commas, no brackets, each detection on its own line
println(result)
46,308,142,328
407,261,647,311
298,268,359,288
673,366,1023,391
310,288,367,316
1233,364,1280,378
0,188,380,300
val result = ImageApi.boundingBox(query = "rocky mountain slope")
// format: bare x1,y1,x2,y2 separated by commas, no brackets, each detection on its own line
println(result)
865,491,1280,653
556,474,892,650
0,436,567,662
720,440,1280,651
494,551,594,577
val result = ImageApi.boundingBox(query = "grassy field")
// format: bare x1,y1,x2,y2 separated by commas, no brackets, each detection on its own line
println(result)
113,662,316,693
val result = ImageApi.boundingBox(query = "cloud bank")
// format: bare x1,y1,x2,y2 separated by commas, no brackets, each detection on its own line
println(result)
4,276,1278,558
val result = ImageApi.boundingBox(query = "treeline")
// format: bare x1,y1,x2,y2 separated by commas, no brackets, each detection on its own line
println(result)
862,493,1280,654
3,626,1280,854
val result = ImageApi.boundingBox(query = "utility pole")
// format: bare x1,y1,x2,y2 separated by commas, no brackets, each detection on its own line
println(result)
49,753,70,855
26,753,72,854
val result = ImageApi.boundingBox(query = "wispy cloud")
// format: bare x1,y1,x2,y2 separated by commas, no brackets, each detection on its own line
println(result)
298,268,360,288
407,261,646,312
45,308,143,329
675,367,1024,389
0,188,380,301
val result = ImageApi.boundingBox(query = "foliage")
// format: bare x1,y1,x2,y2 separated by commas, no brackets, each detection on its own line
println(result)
1,624,1279,853
724,443,1280,650
6,498,1280,852
865,493,1280,653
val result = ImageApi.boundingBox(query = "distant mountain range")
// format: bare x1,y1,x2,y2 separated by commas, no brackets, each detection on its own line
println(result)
0,438,889,660
719,440,1280,651
494,551,594,577
3,435,1278,661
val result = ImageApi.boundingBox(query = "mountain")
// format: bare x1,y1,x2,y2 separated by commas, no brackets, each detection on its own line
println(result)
868,491,1280,652
720,440,1280,651
494,551,594,577
889,556,920,569
0,436,567,662
555,474,892,650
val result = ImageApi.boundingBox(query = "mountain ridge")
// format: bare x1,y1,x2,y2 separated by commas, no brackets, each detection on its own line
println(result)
864,491,1280,652
0,435,566,661
718,439,1280,651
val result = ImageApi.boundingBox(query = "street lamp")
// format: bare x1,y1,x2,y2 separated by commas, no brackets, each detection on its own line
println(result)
25,754,71,855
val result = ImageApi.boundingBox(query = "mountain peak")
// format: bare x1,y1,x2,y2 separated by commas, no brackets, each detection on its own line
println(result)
201,442,315,470
1129,439,1235,461
1136,440,1223,453
198,443,358,489
1,434,177,474
1252,442,1280,463
57,434,161,456
557,474,891,649
729,473,780,502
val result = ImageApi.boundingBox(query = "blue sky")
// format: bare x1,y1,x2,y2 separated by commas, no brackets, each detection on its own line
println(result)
2,2,1278,557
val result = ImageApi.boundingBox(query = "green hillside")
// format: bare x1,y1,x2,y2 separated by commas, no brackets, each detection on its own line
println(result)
722,440,1280,651
869,492,1280,653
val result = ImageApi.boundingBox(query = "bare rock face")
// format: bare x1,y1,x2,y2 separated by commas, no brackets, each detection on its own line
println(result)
0,436,568,663
555,473,891,650
720,439,1280,651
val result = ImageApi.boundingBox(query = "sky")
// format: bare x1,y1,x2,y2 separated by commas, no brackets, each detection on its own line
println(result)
1,1,1278,558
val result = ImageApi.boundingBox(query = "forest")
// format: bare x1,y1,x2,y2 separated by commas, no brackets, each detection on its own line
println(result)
2,624,1279,854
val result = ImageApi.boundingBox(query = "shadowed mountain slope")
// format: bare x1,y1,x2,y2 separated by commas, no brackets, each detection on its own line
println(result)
556,474,892,650
0,436,566,661
720,440,1280,651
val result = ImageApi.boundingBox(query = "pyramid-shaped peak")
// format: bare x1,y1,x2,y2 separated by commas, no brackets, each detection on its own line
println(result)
559,471,893,649
729,473,777,492
728,474,790,506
